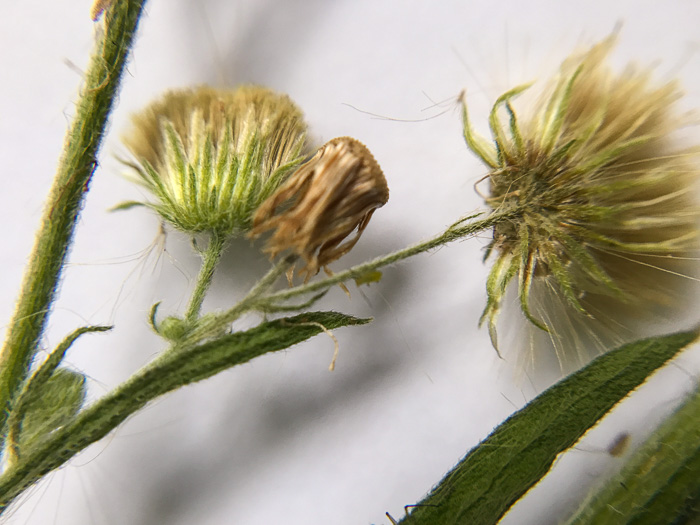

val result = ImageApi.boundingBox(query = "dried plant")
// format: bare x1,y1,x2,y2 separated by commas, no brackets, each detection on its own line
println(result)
250,136,389,280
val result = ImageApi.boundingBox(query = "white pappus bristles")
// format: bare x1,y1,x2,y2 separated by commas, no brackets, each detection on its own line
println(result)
462,36,700,372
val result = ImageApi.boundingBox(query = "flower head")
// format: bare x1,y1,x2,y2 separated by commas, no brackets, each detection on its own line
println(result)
462,37,700,370
249,136,389,281
120,85,308,236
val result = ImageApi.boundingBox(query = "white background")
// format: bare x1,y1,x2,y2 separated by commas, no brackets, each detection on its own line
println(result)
2,1,700,524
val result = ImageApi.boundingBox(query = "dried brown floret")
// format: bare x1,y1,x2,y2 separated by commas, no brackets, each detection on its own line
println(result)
250,137,389,280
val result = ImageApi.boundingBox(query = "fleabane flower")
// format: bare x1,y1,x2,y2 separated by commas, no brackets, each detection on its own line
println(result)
249,136,389,281
462,37,700,370
120,85,308,236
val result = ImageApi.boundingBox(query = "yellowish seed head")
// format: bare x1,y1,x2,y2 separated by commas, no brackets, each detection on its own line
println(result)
462,36,700,372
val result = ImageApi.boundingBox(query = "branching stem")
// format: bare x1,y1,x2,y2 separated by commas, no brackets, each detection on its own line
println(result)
180,209,518,345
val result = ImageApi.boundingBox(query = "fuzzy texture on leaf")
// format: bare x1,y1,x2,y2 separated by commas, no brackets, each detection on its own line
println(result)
121,85,308,236
250,136,389,280
12,369,85,461
462,36,700,371
0,312,369,513
400,329,699,525
567,380,700,524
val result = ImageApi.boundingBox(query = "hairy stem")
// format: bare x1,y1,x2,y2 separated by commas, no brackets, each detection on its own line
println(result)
0,312,365,514
262,210,513,304
182,255,297,344
184,233,227,323
0,0,148,445
181,209,517,344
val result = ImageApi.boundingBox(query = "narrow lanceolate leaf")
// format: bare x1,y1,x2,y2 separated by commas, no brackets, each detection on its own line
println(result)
0,312,370,513
567,383,700,525
150,311,371,386
399,329,699,525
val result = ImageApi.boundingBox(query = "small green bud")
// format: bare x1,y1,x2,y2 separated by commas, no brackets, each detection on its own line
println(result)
121,85,308,237
158,316,190,341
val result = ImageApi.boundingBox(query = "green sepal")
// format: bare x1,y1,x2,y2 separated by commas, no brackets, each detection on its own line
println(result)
461,92,499,169
109,200,146,212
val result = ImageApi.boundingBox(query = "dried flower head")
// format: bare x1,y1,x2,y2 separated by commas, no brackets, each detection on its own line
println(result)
120,85,308,236
250,136,389,280
462,36,700,370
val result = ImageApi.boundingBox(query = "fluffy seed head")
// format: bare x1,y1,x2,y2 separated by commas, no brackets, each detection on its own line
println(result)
250,136,389,280
120,85,308,236
462,36,700,370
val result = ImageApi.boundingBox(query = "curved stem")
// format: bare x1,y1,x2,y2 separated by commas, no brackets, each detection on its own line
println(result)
182,209,517,344
261,209,513,305
184,233,226,323
0,0,148,446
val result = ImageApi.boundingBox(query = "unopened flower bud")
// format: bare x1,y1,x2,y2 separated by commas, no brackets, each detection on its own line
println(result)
120,85,308,236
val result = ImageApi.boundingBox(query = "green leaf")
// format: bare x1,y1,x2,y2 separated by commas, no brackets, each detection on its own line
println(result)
6,325,110,463
399,329,699,525
13,369,86,459
109,200,146,212
0,312,370,512
156,311,371,387
567,383,700,525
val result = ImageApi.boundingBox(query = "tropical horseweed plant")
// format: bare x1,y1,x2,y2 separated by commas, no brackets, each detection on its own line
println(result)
2,5,700,522
462,36,700,371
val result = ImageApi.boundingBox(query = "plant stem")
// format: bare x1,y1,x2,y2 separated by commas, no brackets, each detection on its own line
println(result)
182,255,296,344
262,210,512,304
0,0,148,445
184,233,226,323
180,209,516,344
0,312,365,514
